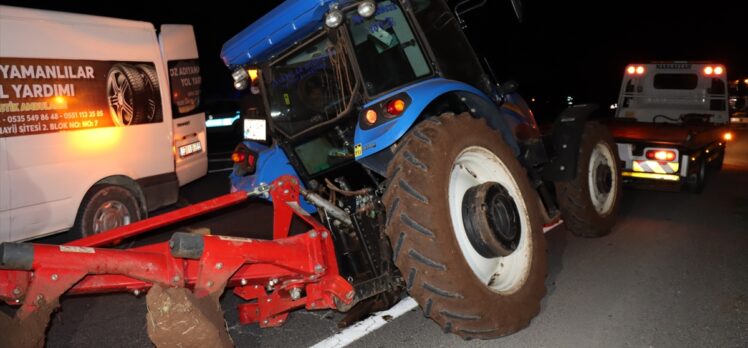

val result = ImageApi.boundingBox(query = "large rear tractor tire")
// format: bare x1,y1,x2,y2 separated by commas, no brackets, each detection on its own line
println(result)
382,112,547,339
555,121,621,238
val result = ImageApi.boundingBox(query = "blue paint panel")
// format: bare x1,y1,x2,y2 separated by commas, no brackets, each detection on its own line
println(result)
230,141,317,213
221,0,336,66
353,78,492,159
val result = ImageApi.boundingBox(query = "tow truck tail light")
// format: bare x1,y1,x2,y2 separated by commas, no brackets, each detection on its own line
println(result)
627,65,645,75
703,65,724,76
645,150,676,161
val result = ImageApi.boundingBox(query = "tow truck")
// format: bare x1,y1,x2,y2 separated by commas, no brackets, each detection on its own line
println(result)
611,62,733,192
1,0,623,346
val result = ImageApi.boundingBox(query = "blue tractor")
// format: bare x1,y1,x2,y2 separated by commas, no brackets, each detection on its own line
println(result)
222,0,621,338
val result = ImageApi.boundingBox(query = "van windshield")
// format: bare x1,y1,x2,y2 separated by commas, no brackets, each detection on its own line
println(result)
346,0,431,96
264,35,356,136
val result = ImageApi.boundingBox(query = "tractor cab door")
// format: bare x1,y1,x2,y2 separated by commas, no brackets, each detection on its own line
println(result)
159,24,208,186
409,0,490,94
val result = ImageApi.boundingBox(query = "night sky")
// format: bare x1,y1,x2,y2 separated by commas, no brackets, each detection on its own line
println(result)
2,0,746,118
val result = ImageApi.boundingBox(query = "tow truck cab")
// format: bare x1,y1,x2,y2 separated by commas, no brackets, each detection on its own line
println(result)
611,62,732,191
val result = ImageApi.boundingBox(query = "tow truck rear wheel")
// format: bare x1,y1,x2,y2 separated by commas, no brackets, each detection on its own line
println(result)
687,160,707,193
555,121,621,238
383,112,547,339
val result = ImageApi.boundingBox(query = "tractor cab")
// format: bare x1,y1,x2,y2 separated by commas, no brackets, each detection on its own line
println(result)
222,0,533,181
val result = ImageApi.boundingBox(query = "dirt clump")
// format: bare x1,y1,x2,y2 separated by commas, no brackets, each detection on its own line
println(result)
145,285,233,348
0,298,59,348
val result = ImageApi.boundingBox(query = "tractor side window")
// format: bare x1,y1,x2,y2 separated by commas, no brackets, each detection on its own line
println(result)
265,35,356,136
347,1,431,95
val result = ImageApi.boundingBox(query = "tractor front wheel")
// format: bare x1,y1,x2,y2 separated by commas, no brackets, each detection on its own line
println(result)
383,112,547,339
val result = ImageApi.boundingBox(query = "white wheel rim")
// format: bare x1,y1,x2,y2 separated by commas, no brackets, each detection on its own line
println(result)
448,146,532,294
588,142,617,215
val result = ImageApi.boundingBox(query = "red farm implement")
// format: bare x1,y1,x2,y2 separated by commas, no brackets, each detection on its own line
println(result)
0,175,354,347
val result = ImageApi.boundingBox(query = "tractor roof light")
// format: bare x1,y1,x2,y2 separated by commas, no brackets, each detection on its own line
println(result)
325,8,344,28
232,67,249,90
357,1,377,18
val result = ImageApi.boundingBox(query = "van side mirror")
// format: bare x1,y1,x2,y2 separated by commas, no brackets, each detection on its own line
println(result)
498,80,519,95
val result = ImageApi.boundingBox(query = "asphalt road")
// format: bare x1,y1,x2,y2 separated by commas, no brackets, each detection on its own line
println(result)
8,129,748,347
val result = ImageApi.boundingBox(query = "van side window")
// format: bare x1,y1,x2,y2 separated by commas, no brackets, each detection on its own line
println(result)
168,59,202,118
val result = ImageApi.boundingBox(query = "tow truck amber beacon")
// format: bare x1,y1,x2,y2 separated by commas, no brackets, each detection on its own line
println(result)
223,0,622,338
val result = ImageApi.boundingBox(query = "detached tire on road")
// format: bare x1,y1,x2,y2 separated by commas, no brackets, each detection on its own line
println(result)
383,112,547,339
555,121,621,238
72,185,142,238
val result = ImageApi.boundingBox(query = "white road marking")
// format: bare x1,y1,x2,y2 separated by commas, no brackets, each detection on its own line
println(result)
309,297,418,348
543,219,564,233
310,220,564,348
208,168,233,174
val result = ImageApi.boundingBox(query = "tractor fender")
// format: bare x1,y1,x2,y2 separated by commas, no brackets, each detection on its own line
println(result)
229,141,316,213
353,78,521,163
542,104,600,181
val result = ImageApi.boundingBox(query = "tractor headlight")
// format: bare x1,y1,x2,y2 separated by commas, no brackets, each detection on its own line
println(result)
231,67,249,90
357,1,377,18
325,9,344,28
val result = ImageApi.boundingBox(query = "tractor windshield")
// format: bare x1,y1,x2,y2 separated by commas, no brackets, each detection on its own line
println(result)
346,0,431,96
265,34,356,136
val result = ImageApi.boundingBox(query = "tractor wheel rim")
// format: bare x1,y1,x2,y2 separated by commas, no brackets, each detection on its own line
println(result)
588,142,617,215
92,200,131,235
448,146,532,294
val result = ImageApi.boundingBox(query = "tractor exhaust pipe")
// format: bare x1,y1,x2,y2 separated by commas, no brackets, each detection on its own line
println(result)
0,242,34,271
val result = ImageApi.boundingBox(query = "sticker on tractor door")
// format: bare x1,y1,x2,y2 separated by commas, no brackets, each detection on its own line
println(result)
0,57,164,138
354,144,363,157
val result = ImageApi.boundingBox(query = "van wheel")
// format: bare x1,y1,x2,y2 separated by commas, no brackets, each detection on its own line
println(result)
73,185,142,238
136,64,162,122
106,63,150,126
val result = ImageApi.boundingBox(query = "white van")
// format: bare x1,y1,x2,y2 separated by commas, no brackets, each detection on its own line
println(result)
0,6,208,241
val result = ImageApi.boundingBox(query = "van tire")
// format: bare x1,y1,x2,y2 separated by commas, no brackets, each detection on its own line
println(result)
106,63,151,126
72,185,142,238
136,64,163,122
